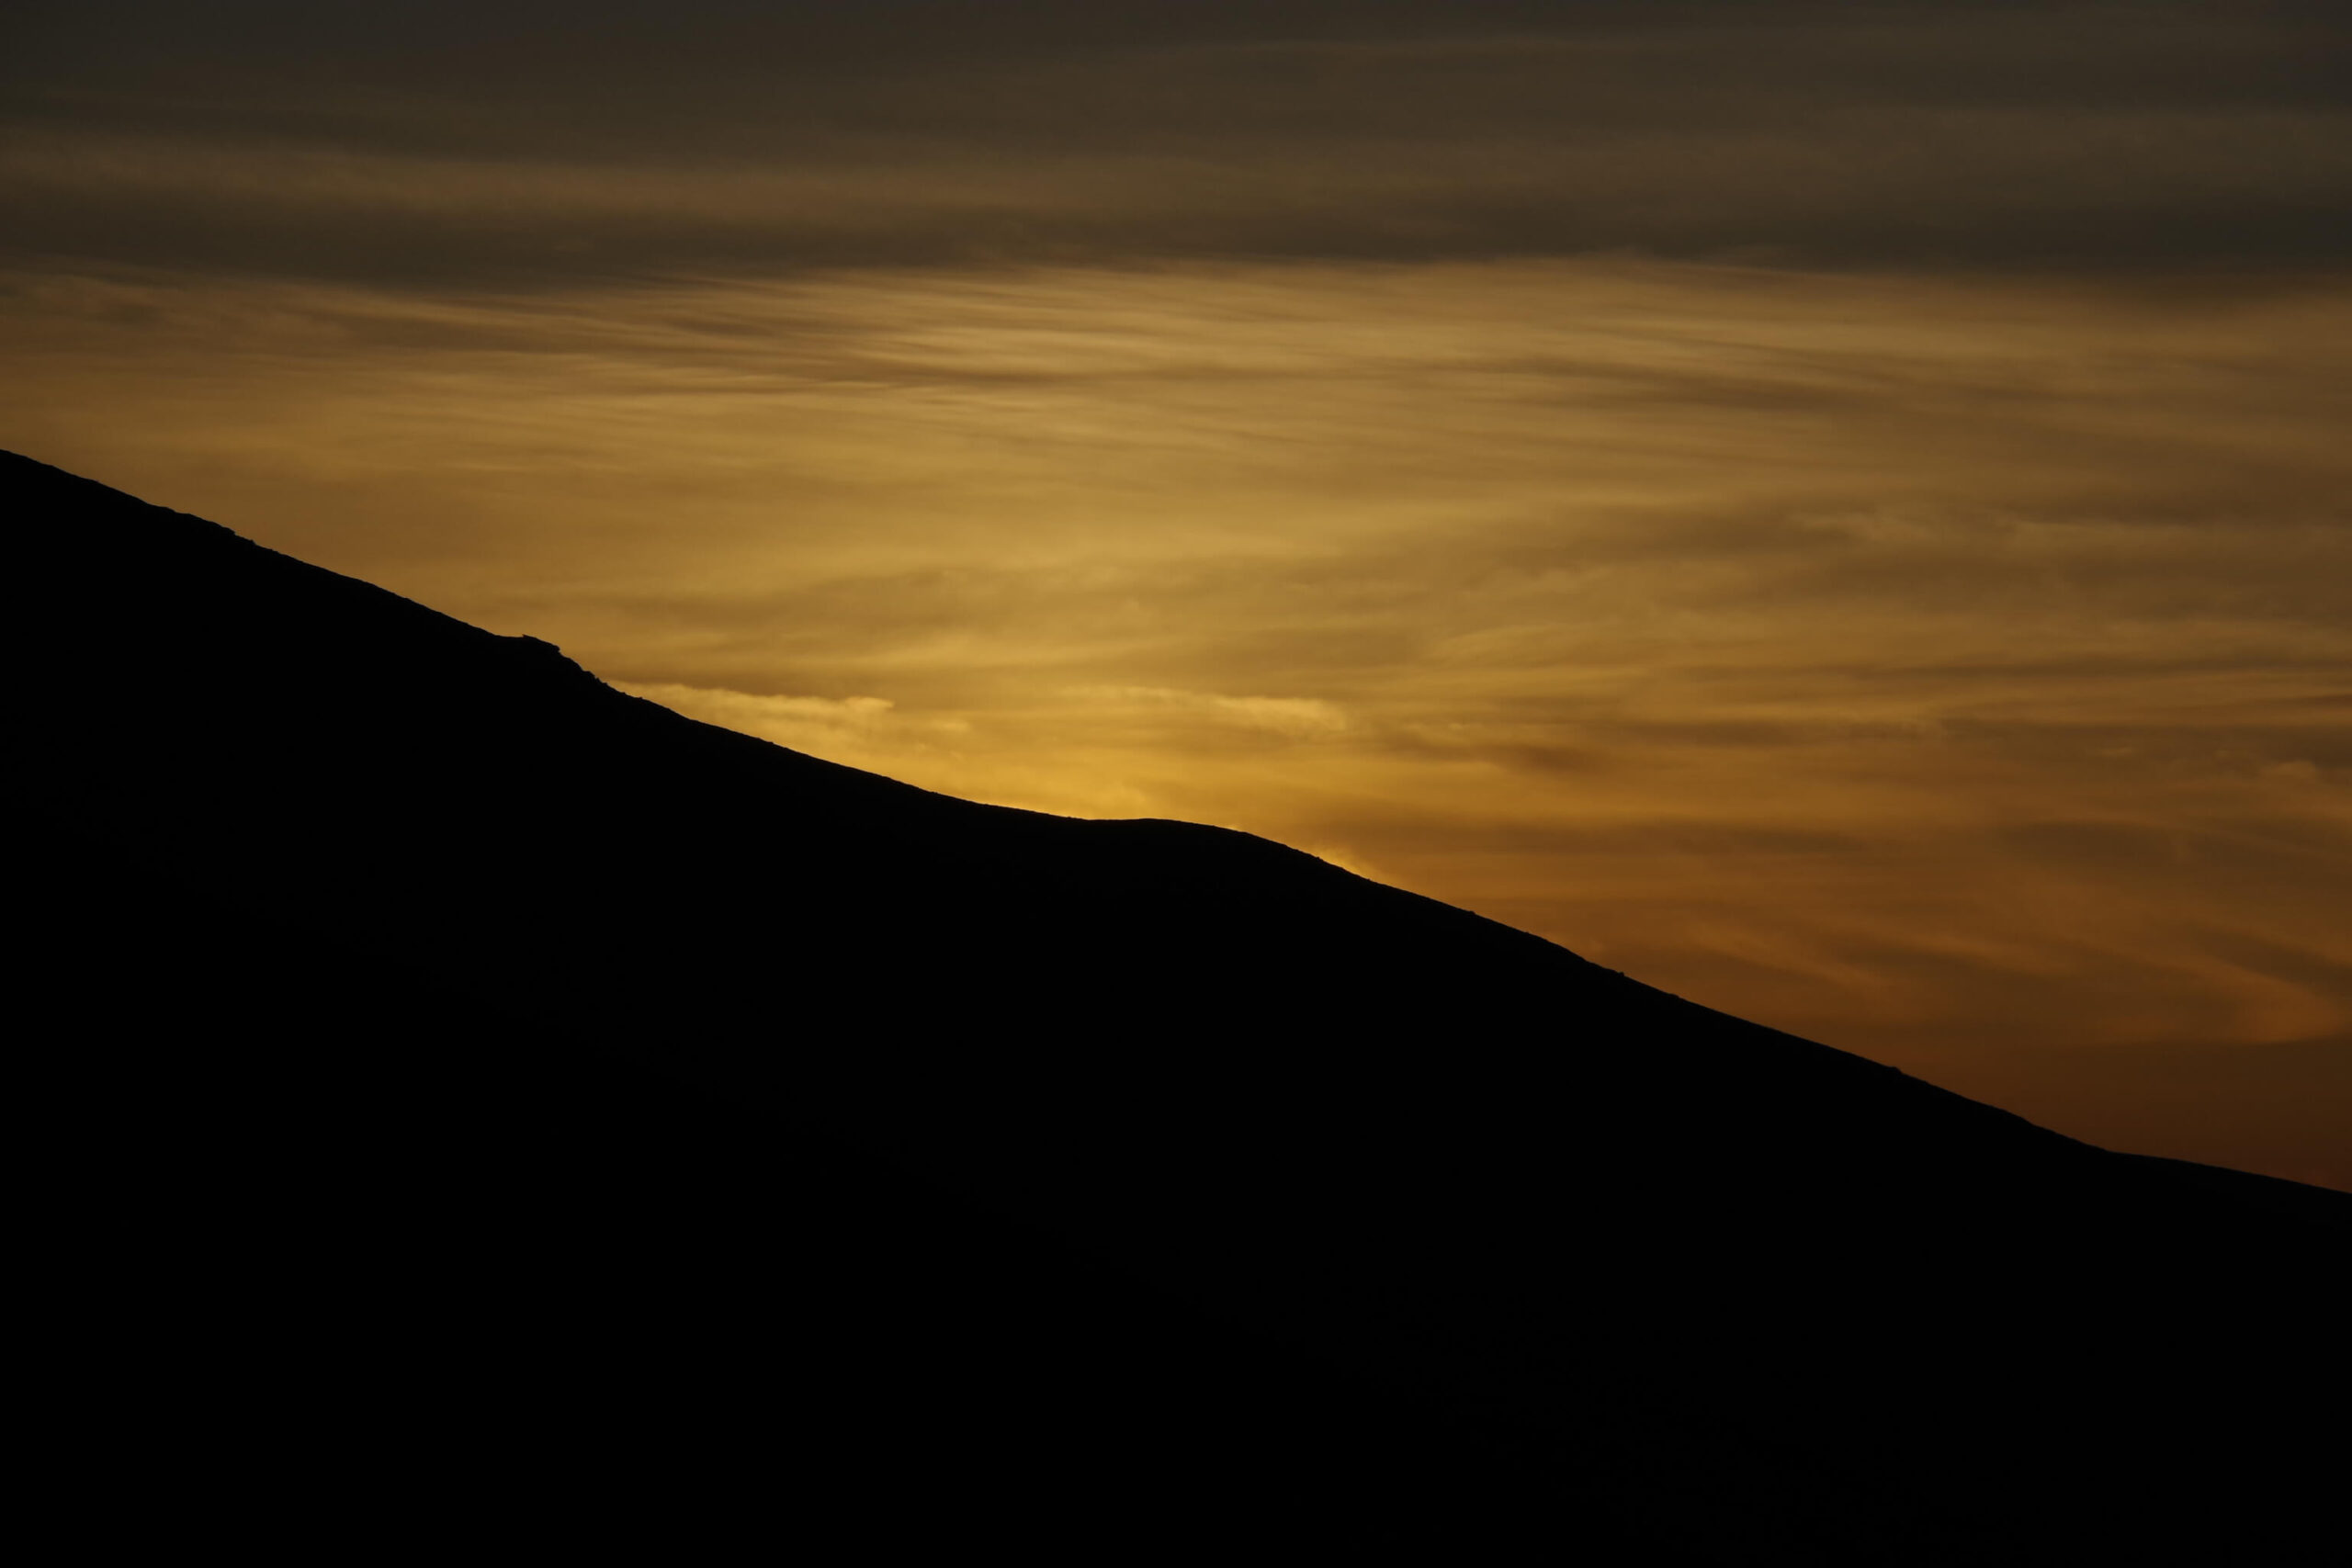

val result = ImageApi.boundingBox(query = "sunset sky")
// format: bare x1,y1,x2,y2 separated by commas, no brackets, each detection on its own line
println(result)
7,1,2346,1185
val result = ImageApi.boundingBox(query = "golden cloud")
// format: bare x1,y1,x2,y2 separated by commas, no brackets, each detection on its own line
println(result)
7,254,2348,1179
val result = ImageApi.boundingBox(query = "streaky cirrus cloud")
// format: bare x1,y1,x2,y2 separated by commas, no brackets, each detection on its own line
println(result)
10,257,2343,1171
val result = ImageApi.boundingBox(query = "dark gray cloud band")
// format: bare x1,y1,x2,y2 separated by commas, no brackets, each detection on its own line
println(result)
7,2,2348,282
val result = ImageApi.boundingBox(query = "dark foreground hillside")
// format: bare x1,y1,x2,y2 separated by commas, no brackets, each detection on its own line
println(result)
19,450,2345,1560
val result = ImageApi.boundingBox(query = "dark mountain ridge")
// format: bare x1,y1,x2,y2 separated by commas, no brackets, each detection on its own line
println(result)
18,450,2343,1560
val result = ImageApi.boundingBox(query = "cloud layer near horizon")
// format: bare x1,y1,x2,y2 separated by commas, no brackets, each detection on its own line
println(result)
6,2,2347,1183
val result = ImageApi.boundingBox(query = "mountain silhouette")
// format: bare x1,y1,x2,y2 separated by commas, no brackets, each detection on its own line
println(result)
19,450,2343,1561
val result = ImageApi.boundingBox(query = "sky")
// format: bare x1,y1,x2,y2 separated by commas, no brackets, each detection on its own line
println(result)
6,0,2347,1186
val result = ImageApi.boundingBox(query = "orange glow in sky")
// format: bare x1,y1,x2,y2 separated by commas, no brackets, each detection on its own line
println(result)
6,2,2346,1184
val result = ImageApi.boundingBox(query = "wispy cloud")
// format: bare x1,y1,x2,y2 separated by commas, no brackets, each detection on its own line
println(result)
17,256,2340,1079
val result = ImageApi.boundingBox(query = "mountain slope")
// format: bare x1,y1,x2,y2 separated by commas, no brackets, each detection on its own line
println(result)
18,450,2344,1560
